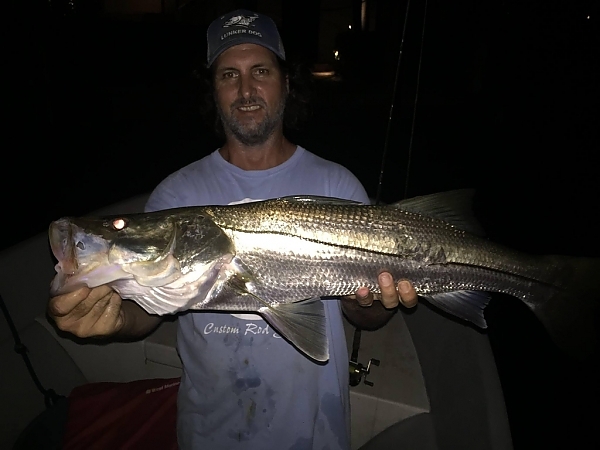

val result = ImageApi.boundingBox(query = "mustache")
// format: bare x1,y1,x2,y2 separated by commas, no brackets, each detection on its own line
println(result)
230,96,267,110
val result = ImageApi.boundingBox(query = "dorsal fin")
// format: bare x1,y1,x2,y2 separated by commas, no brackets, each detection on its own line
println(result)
277,196,363,206
392,189,485,236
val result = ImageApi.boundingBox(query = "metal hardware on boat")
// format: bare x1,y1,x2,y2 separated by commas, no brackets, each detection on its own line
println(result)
349,357,380,387
349,327,380,387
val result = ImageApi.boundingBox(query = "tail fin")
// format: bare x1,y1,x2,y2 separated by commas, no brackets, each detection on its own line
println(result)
529,256,600,360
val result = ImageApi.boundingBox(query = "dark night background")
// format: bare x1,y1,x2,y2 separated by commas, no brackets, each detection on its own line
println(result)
3,0,599,448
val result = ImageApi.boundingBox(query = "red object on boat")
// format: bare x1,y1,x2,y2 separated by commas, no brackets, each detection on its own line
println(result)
62,378,180,450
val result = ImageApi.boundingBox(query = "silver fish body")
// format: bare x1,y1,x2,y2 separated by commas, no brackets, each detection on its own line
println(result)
49,191,598,361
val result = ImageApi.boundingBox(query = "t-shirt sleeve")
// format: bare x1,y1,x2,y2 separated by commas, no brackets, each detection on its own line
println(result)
331,166,371,205
144,174,186,213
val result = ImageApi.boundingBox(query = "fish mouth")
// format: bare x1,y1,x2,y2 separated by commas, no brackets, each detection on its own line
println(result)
49,219,92,296
49,219,78,278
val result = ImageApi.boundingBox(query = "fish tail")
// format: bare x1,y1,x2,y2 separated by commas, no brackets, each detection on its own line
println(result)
528,256,600,360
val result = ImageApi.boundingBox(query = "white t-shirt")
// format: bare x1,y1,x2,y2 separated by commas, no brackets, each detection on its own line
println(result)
145,146,370,450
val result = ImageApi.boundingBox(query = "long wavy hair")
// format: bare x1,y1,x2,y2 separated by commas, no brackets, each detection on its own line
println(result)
196,57,313,140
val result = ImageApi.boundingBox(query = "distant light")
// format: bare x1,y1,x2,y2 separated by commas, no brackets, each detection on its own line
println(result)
348,25,352,29
587,15,590,19
334,50,339,60
312,71,336,79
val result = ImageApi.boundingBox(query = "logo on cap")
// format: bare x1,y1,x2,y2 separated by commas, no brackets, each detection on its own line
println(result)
223,14,259,28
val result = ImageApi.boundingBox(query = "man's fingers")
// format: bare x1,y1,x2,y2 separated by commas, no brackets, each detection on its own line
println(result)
67,285,114,321
349,275,419,309
86,292,125,337
47,286,93,317
378,272,400,309
397,279,418,308
49,286,123,338
355,286,373,306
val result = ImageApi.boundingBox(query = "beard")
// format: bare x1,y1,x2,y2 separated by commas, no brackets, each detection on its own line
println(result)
217,94,287,146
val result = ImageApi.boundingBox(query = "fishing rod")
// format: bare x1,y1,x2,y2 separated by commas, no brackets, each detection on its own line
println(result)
0,292,64,408
374,0,429,204
350,0,430,383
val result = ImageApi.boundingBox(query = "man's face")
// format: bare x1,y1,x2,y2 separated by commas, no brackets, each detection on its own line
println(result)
212,43,288,146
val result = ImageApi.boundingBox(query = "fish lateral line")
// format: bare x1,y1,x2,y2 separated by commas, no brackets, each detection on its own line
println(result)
218,226,421,258
433,261,567,291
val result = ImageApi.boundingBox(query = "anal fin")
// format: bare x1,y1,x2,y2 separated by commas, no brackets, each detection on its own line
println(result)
422,290,491,328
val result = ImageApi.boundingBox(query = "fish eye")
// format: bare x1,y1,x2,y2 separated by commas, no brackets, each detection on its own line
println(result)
112,218,127,230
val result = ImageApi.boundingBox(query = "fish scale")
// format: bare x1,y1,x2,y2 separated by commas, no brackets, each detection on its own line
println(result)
206,198,559,286
219,230,549,303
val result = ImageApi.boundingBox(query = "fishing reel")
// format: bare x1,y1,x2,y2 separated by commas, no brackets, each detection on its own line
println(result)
348,327,380,387
349,357,380,387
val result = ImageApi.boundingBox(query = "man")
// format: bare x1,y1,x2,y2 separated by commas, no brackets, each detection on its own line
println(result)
48,9,418,449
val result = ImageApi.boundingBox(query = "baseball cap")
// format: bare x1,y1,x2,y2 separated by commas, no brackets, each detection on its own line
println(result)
206,9,286,67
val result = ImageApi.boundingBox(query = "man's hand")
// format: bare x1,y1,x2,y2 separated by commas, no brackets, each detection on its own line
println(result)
341,273,418,330
353,272,418,309
48,286,163,340
48,286,125,338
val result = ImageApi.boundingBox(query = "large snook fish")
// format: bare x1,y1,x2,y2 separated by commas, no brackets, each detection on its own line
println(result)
49,190,598,361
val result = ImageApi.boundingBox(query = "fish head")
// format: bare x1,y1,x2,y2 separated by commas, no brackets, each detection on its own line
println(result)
49,213,182,296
